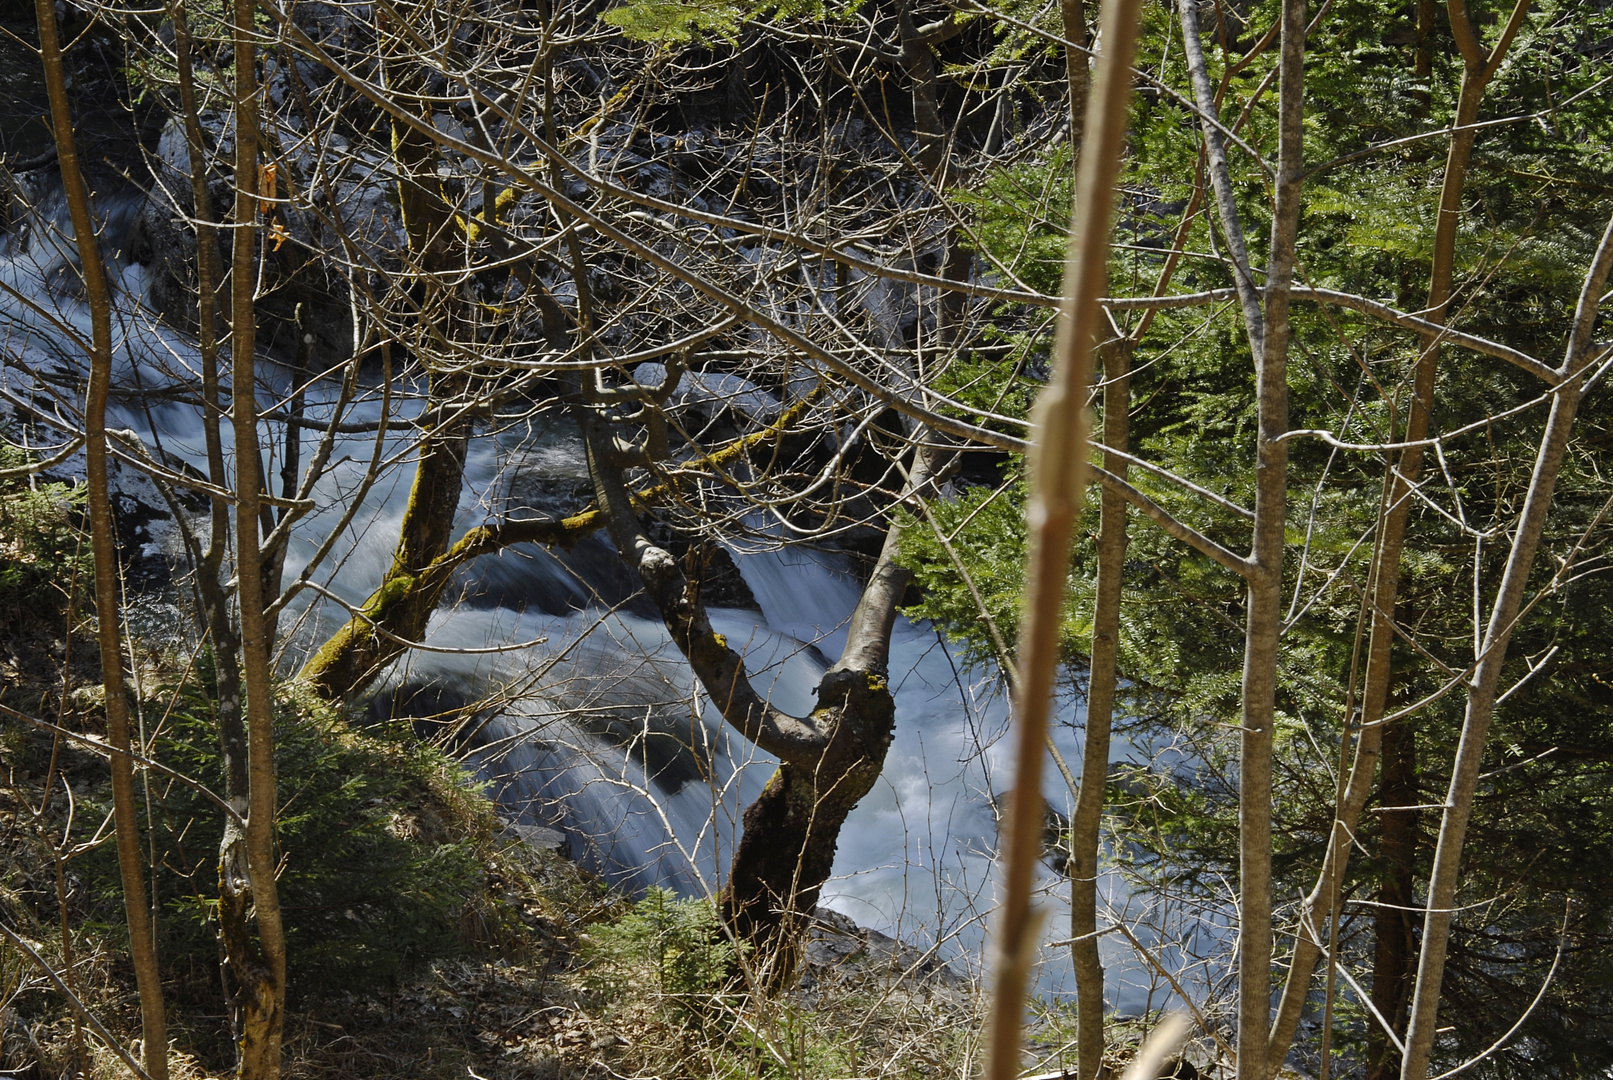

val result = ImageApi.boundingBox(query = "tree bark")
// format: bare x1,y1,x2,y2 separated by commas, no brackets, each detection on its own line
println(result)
35,3,170,1075
1070,338,1129,1080
166,0,261,1050
1411,0,1437,114
1366,708,1419,1080
1399,210,1613,1080
228,2,288,1074
898,2,946,182
1180,11,1306,1069
1236,4,1305,1078
1062,0,1091,145
297,418,466,700
578,407,939,984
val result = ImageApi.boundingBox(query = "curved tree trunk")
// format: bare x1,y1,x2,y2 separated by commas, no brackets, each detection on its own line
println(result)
720,520,911,972
298,1,470,702
36,4,170,1075
299,419,466,699
300,0,576,703
580,404,942,982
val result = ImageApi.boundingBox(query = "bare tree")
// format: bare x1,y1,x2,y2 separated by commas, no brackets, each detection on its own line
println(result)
32,3,169,1076
1265,7,1534,1074
1396,211,1613,1080
15,2,1612,1077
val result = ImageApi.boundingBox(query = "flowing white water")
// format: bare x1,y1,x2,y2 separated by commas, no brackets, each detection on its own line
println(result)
0,183,1212,1015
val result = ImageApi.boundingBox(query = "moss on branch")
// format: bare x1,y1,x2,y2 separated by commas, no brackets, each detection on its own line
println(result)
299,382,830,706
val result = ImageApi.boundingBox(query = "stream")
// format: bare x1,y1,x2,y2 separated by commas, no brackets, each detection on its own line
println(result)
0,173,1215,1018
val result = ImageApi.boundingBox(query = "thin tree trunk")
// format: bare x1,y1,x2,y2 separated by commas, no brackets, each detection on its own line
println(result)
1178,13,1302,1068
1265,6,1530,1065
34,5,170,1077
168,0,246,798
898,2,946,182
1366,708,1419,1080
1070,338,1129,1080
167,0,258,1048
1059,78,1207,1080
987,3,1144,1078
1232,3,1304,1078
1062,0,1090,145
227,2,288,1073
897,7,975,346
1399,210,1613,1080
1411,0,1436,114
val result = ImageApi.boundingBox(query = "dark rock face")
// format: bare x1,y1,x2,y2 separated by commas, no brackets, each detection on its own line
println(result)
799,906,966,998
139,111,406,366
137,1,395,363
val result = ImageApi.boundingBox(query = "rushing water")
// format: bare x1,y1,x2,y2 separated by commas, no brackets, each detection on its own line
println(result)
0,180,1215,1014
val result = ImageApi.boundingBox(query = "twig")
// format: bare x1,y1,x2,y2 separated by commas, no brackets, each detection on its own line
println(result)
0,920,155,1080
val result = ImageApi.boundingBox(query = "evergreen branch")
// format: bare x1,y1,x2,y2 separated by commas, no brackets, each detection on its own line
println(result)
1090,464,1250,575
1091,440,1255,520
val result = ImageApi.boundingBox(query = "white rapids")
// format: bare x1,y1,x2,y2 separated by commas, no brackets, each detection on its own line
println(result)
0,181,1212,1015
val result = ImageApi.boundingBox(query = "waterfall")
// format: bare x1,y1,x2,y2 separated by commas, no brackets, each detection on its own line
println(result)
0,171,1205,1014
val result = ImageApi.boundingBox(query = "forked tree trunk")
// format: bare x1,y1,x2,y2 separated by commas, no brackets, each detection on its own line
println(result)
581,406,943,983
35,4,170,1076
719,577,904,962
1237,7,1304,1076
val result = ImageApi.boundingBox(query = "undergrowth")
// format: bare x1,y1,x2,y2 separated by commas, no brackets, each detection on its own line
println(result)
1,452,1068,1080
0,442,999,1080
128,679,511,1003
0,439,89,635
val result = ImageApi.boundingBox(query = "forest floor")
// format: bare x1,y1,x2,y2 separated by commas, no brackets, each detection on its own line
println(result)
1,712,995,1080
0,605,1002,1080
